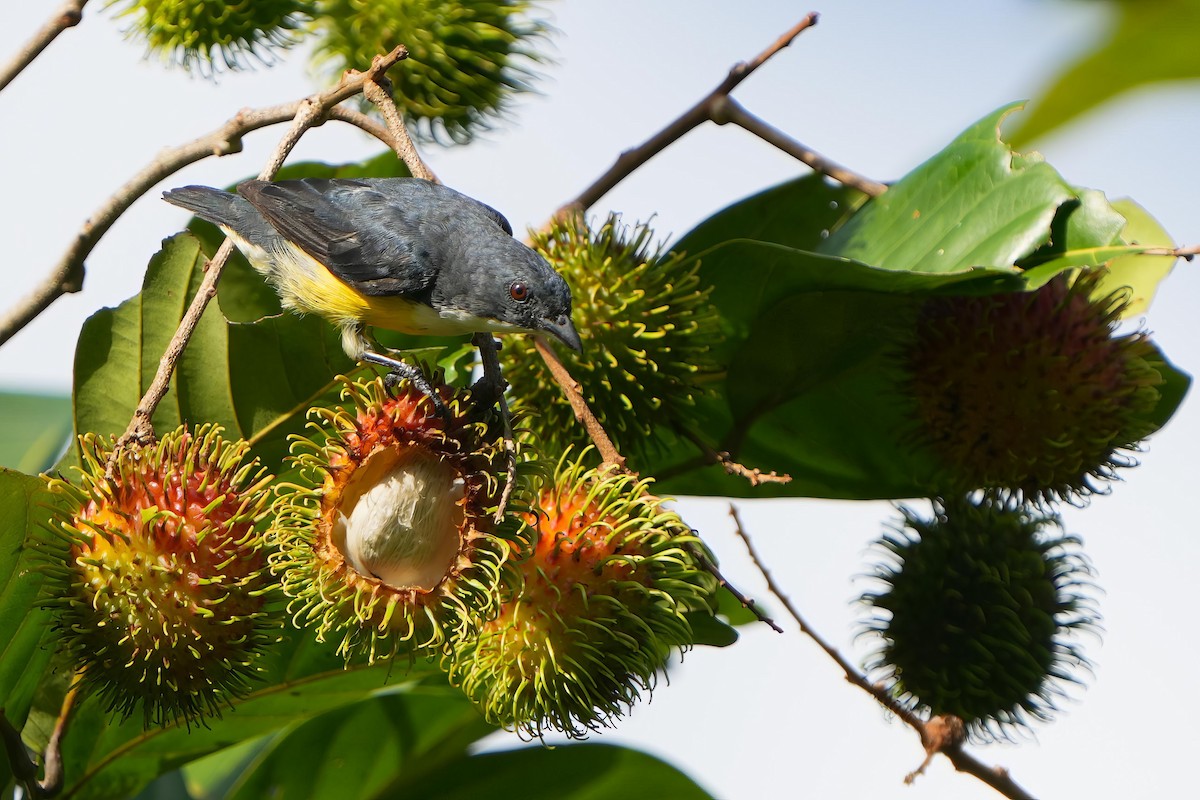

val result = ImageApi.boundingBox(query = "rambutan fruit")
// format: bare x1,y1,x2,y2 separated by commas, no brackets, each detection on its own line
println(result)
107,0,312,72
905,271,1162,503
311,0,546,143
447,452,719,738
502,215,724,463
44,425,275,727
269,375,526,662
859,496,1097,739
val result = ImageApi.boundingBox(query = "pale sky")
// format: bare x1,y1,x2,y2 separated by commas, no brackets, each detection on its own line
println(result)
2,2,1198,798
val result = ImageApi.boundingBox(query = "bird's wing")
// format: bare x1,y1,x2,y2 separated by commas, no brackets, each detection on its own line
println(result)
237,178,438,296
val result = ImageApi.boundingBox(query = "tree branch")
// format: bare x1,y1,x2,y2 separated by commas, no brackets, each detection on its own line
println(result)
0,64,408,349
556,12,822,217
712,97,887,196
113,46,411,451
0,0,89,94
676,426,792,487
361,70,437,182
728,504,1037,800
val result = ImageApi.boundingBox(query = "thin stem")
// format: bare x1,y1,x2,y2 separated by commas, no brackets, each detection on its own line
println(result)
727,504,1038,800
676,426,792,487
114,46,411,450
533,336,625,471
714,97,887,196
0,55,409,349
0,0,89,94
556,12,821,216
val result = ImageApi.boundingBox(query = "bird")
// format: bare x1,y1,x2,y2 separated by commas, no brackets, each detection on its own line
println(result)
163,177,581,410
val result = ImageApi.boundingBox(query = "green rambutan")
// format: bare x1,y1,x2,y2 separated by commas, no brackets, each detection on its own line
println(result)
311,0,546,143
859,496,1098,739
106,0,312,72
44,425,275,727
447,452,718,737
502,215,724,463
269,375,527,662
905,271,1162,503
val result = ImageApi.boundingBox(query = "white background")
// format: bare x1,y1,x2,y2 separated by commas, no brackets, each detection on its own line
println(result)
2,2,1198,798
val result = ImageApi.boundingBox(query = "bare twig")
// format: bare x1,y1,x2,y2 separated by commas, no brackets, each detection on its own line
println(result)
361,70,438,182
533,336,626,471
0,0,88,94
712,97,887,196
557,13,848,217
676,426,792,487
0,57,410,349
728,505,1037,799
113,46,411,450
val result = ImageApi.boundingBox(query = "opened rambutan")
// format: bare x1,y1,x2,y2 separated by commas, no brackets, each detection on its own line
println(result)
859,496,1097,739
447,451,718,738
502,215,724,463
44,424,275,727
905,271,1162,503
269,375,526,661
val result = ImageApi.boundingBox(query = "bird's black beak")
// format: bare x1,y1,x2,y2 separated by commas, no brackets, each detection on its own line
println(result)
543,314,582,352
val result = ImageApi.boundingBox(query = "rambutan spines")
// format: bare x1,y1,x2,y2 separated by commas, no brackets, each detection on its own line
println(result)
906,272,1162,503
311,0,545,142
859,496,1097,739
503,215,724,463
269,376,526,662
447,455,717,738
45,425,275,728
108,0,312,72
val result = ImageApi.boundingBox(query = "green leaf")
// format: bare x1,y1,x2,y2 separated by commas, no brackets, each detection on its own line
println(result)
388,744,712,800
182,690,490,800
818,103,1075,273
0,392,71,473
1100,198,1177,317
0,470,61,729
55,632,445,800
685,611,738,648
1144,344,1192,433
1009,0,1200,145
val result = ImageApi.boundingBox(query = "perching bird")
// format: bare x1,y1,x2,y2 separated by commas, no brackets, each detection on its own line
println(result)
163,177,581,406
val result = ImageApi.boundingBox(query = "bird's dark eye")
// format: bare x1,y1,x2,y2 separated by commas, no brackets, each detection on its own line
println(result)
509,281,529,302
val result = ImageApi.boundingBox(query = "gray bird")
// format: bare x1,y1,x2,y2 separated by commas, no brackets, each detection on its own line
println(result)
163,177,581,405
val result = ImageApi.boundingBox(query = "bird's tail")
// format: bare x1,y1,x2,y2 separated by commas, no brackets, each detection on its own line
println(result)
163,185,276,248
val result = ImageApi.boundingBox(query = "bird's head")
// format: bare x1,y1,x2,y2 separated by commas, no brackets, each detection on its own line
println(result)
442,235,582,351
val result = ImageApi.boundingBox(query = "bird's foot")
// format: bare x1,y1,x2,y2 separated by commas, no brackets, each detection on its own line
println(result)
362,351,450,421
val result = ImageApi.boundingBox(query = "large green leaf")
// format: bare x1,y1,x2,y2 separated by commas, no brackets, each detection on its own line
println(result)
1009,0,1200,145
389,744,712,800
54,625,445,800
818,103,1075,272
0,392,71,474
181,690,489,800
0,470,61,729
